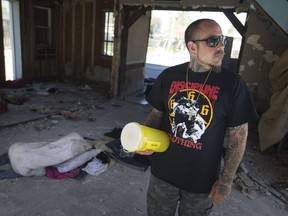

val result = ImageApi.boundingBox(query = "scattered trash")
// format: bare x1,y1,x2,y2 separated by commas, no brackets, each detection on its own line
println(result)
61,110,81,120
2,94,28,105
271,182,288,202
235,170,264,199
81,85,93,90
239,162,250,174
46,87,59,94
236,167,288,206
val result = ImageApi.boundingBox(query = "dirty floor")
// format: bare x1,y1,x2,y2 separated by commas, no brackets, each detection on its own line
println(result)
0,81,287,216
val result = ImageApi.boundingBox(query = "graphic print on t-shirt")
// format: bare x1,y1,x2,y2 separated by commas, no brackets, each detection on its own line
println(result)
168,81,220,150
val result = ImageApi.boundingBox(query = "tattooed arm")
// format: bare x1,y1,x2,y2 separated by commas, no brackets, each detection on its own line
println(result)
144,108,164,129
136,108,164,155
209,123,248,204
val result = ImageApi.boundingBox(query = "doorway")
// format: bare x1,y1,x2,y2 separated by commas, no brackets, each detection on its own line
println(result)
1,0,22,81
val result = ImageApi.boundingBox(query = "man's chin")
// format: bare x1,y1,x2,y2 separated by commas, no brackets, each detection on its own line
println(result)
211,65,222,72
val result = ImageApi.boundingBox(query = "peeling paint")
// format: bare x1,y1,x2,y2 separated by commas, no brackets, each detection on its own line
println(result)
246,34,264,51
248,59,255,66
263,50,280,63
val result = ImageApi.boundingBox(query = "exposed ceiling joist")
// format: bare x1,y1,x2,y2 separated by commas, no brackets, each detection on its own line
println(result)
124,6,151,28
223,9,246,37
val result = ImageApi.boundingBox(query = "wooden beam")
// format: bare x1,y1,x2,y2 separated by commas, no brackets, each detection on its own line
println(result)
124,6,150,28
118,8,129,99
117,6,151,98
71,1,76,76
0,0,5,81
91,0,96,69
81,0,86,74
61,4,66,79
223,9,246,37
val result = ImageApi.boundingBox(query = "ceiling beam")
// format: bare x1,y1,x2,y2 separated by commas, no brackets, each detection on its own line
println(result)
223,9,246,37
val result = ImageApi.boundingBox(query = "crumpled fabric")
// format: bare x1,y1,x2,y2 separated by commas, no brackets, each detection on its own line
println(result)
55,148,102,173
8,132,92,176
82,158,108,176
45,166,80,179
259,49,288,151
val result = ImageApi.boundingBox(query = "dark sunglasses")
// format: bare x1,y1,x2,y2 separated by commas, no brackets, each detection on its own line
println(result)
192,35,227,48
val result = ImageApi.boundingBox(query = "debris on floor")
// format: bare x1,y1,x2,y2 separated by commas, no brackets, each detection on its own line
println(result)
0,132,114,181
235,162,288,206
0,81,287,216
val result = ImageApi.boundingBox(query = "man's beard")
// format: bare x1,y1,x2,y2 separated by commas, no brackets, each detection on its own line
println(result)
211,51,225,72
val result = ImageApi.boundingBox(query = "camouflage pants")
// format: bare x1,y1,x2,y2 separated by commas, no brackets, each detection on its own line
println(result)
147,174,213,216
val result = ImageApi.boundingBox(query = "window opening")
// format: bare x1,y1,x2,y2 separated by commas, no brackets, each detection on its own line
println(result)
34,6,51,46
102,11,114,56
2,0,22,81
146,11,247,67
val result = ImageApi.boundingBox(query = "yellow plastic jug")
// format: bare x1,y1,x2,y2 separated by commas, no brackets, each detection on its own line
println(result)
120,122,169,152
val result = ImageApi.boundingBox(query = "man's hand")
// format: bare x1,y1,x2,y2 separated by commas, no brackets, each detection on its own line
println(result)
208,180,231,205
135,150,154,155
135,108,163,156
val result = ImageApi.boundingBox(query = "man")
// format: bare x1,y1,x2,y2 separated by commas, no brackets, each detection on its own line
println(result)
137,19,258,215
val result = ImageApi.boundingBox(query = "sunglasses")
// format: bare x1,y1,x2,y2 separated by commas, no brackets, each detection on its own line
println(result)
192,35,228,48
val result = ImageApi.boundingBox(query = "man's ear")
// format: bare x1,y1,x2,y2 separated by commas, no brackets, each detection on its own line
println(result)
187,41,197,55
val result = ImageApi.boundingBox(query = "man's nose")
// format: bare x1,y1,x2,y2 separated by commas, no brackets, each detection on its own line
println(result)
217,42,225,50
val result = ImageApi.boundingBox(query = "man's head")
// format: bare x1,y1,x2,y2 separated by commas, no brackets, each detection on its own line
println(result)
185,19,226,70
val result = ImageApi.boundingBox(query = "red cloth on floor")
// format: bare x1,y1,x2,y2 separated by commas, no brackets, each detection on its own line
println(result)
45,166,80,179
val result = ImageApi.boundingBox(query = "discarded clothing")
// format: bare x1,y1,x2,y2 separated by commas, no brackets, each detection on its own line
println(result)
0,169,22,180
104,128,122,139
46,166,80,179
82,158,108,176
0,153,10,166
96,151,111,164
0,152,22,180
106,139,150,171
55,148,102,173
9,132,92,176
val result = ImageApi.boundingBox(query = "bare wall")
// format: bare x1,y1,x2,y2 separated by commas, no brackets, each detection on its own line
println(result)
125,14,150,94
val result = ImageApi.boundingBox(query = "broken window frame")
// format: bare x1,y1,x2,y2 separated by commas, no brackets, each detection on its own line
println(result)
102,11,114,57
34,6,51,47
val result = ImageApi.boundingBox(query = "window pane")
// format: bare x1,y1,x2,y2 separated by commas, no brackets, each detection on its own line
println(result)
34,7,50,46
35,28,49,45
34,8,48,26
103,11,114,56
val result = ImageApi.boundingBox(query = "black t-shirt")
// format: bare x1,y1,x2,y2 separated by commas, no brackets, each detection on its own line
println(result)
147,62,258,193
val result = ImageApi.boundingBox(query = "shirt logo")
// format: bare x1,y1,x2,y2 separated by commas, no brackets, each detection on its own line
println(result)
168,83,217,150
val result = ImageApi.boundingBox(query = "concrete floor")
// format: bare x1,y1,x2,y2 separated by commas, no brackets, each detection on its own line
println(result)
0,82,287,216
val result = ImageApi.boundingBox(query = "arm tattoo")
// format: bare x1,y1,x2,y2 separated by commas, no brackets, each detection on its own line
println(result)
220,123,248,185
144,108,164,129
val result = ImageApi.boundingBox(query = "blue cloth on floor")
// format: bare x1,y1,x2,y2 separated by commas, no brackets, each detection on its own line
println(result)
105,139,150,172
0,152,22,179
